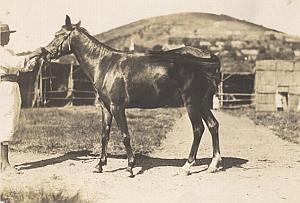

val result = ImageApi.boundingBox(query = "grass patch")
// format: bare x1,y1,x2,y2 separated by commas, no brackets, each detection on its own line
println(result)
12,106,183,155
1,188,84,203
224,107,300,144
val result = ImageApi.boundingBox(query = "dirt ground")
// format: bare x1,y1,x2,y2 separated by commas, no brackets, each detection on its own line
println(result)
1,110,300,203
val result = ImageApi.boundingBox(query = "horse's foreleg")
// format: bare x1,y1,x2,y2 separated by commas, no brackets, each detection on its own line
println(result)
200,103,222,173
182,97,205,175
111,104,135,177
96,107,112,173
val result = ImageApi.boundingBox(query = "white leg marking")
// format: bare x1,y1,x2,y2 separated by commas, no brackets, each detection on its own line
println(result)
182,160,195,176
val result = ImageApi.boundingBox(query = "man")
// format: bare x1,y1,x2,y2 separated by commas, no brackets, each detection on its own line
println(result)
0,23,43,173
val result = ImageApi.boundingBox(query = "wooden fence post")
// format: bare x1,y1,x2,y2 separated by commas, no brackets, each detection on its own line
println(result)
31,60,44,107
66,63,74,106
219,72,224,108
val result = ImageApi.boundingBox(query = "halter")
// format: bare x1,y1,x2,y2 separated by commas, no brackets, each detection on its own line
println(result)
50,29,74,58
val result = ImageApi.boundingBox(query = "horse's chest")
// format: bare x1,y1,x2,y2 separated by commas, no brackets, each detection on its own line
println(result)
99,71,128,105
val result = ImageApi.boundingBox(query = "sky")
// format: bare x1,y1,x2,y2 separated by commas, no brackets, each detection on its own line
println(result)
1,0,300,53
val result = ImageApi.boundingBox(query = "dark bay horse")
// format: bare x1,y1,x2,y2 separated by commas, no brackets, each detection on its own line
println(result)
43,15,222,177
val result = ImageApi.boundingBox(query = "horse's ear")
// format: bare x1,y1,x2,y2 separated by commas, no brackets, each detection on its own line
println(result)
76,21,81,28
65,15,72,27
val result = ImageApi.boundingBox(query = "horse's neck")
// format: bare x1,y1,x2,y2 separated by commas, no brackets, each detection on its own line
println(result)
72,33,112,82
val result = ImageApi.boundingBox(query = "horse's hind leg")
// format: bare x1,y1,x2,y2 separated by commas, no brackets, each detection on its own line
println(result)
96,106,112,172
111,104,135,177
182,96,205,175
200,102,222,172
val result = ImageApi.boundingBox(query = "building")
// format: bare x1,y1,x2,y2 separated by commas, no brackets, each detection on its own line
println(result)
241,49,259,61
255,60,300,111
19,59,96,108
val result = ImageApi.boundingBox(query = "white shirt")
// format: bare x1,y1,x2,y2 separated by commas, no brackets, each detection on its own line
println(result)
0,45,31,76
0,45,34,141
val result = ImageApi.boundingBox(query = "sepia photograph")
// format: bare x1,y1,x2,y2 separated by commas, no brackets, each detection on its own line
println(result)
1,0,300,202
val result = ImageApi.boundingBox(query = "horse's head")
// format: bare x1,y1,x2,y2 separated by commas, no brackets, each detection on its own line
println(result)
45,15,81,60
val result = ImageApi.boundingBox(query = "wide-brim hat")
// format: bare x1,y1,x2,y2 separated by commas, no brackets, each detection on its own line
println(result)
0,23,16,33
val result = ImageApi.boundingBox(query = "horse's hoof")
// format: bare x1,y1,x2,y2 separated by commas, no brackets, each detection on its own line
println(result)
183,169,191,176
95,164,103,173
207,157,222,173
182,166,191,176
126,167,135,178
207,166,222,173
182,160,195,176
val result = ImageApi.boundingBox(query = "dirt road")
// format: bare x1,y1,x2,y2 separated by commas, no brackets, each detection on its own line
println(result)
1,110,300,202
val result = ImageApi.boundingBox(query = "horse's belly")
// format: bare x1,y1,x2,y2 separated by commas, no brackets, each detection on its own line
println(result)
127,76,179,108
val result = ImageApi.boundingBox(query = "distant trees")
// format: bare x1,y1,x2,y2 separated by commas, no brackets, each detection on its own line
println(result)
123,33,298,66
167,35,299,61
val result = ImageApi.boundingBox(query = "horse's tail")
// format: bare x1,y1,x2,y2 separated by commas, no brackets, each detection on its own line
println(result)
194,54,221,105
161,48,221,104
207,54,221,93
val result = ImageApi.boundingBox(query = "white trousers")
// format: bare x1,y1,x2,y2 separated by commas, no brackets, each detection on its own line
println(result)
0,81,21,142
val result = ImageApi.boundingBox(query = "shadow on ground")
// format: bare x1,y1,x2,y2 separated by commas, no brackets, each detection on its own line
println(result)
15,150,93,171
106,154,248,175
16,151,248,175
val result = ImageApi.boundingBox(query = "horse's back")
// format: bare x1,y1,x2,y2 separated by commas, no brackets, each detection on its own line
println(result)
100,50,220,108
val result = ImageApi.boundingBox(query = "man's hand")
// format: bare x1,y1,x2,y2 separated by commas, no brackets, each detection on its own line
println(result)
28,47,48,60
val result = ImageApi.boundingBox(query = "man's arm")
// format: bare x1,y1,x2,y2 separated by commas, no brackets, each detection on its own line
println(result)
0,47,45,72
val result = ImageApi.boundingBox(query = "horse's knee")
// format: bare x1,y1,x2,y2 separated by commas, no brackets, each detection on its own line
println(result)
193,125,205,141
103,125,110,134
122,134,131,146
207,119,219,135
102,126,110,139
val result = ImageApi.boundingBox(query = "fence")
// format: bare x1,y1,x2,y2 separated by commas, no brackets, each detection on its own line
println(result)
216,92,255,109
31,62,96,107
26,62,255,109
216,71,255,109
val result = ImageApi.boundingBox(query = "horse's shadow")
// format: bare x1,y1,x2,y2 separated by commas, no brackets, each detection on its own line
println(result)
16,150,248,176
107,154,248,175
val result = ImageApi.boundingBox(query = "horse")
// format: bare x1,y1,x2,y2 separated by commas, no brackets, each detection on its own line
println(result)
42,15,222,177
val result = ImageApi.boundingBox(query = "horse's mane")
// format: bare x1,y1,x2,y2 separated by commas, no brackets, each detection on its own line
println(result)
77,27,120,52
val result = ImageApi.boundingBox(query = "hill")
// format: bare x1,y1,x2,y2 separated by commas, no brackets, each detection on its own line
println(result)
94,12,280,50
60,12,300,73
